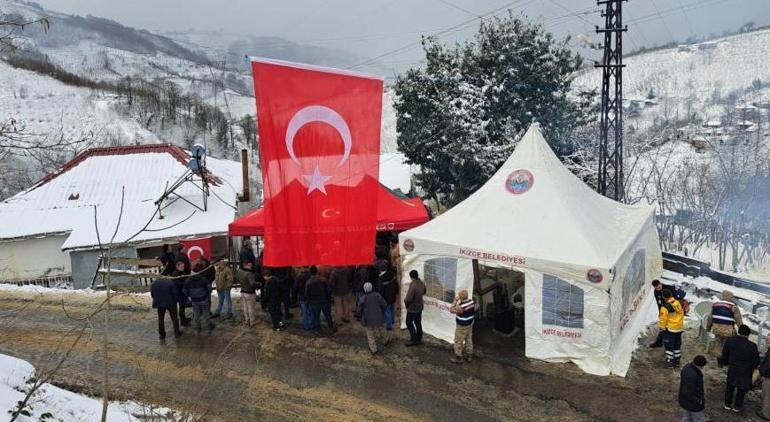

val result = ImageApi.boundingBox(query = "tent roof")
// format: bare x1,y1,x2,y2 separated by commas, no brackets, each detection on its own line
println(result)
399,124,655,284
229,183,429,236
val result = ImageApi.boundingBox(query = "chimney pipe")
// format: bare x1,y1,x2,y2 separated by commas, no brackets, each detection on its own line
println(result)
239,149,250,202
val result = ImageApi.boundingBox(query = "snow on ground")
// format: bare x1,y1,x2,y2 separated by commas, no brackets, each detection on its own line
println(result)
0,353,176,421
662,269,769,349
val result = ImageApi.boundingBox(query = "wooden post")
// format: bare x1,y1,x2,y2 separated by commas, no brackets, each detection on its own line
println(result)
239,149,249,202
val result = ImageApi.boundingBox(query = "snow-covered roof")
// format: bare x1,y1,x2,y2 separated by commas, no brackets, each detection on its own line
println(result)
0,144,242,250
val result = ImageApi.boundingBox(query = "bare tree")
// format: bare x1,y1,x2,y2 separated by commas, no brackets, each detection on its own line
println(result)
0,14,49,53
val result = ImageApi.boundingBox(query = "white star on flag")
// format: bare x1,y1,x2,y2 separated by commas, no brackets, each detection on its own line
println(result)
303,165,333,195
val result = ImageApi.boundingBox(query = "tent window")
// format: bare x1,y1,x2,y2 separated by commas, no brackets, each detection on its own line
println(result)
424,257,457,303
542,275,584,328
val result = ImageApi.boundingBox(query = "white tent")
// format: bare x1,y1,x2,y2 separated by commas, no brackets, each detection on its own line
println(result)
398,124,662,376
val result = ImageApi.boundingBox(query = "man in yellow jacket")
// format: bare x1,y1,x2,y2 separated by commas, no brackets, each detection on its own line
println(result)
660,289,685,368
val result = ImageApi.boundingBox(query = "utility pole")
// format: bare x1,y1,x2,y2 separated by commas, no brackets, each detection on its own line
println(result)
595,0,627,201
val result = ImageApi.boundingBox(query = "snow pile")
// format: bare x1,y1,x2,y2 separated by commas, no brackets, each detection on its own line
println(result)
0,353,175,421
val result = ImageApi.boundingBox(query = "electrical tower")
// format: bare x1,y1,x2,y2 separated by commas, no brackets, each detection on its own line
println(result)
595,0,627,201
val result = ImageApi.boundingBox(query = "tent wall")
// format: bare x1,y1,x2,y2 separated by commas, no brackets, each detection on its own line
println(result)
608,215,663,375
400,253,474,342
523,269,612,375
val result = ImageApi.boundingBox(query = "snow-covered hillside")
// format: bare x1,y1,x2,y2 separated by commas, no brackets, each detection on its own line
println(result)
573,29,770,278
0,0,400,200
575,29,770,131
0,60,155,143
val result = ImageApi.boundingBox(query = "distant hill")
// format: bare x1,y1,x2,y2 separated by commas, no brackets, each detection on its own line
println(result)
165,29,388,74
0,0,398,199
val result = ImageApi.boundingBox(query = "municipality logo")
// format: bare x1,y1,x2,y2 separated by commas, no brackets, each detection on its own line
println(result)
505,169,534,195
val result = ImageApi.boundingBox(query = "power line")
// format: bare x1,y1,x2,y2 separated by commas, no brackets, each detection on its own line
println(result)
650,0,675,41
627,0,731,25
348,0,610,71
347,0,530,70
677,0,696,36
435,0,481,18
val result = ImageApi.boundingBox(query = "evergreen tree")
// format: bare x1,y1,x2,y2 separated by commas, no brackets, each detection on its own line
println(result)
395,13,595,205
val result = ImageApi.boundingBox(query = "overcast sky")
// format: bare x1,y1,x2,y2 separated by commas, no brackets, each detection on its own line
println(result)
31,0,770,72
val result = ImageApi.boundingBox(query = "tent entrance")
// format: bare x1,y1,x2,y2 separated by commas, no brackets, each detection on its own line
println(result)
471,260,525,354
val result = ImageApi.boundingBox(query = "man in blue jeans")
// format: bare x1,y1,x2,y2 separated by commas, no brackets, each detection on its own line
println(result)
294,266,312,330
378,262,399,332
305,266,336,333
212,260,234,319
183,262,215,332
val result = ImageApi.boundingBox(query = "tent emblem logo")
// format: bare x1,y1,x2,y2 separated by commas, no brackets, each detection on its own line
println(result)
505,169,534,195
403,239,415,252
586,269,603,284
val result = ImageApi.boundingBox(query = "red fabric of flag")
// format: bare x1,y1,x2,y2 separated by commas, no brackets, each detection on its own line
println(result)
180,237,212,262
251,58,382,266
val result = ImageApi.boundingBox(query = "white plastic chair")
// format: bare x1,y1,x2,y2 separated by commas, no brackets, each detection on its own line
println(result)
700,314,716,353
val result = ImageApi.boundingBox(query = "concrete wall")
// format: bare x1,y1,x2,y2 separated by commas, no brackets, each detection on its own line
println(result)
70,247,136,289
0,235,70,281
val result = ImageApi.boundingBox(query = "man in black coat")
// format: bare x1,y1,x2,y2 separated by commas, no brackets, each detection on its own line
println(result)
305,266,335,333
649,279,677,348
171,260,191,326
720,324,760,412
679,355,708,422
151,277,181,339
377,262,398,332
271,266,294,320
183,263,215,332
239,239,257,271
263,269,284,331
295,267,312,330
159,245,176,276
176,244,191,274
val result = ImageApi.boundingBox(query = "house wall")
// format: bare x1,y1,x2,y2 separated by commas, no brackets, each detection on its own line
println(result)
0,235,70,281
70,247,136,289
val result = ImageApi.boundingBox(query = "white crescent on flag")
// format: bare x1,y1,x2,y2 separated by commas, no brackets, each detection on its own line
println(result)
285,105,352,168
187,246,204,261
284,105,353,195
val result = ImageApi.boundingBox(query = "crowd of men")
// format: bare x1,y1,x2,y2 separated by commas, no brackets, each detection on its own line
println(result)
649,279,770,420
149,236,434,357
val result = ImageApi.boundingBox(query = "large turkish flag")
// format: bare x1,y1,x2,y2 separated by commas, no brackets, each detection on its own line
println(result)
251,58,382,266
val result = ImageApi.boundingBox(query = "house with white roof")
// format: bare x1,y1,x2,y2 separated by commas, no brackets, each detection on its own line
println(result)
0,144,242,288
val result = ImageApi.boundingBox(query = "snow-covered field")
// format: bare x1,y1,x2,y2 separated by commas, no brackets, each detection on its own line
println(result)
0,353,176,421
0,60,156,146
575,29,770,130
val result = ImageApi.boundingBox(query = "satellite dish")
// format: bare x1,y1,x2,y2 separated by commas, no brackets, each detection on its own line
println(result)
189,144,206,173
191,144,206,160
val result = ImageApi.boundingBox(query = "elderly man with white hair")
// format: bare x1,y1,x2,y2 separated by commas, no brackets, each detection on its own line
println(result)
358,282,390,355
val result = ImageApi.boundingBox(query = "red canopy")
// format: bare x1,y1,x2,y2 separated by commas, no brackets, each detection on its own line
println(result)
229,184,429,236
